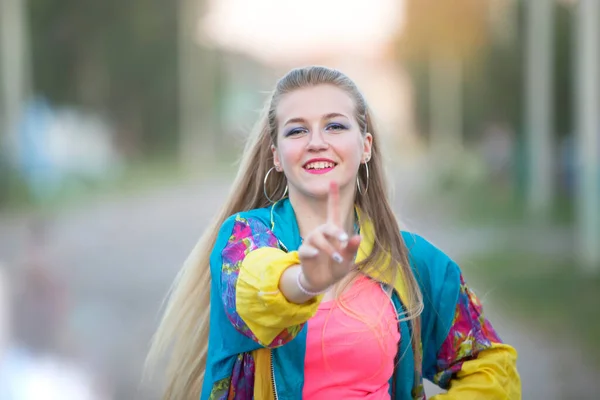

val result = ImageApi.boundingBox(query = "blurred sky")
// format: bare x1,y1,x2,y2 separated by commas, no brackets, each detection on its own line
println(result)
201,0,417,149
203,0,404,63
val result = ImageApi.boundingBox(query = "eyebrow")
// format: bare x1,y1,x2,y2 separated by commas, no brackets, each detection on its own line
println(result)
283,112,349,127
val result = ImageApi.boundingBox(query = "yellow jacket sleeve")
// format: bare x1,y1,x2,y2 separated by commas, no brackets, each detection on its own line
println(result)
236,247,321,346
431,343,520,399
426,272,521,399
219,215,321,347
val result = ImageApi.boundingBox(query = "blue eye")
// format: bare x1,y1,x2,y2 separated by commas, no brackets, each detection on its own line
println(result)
326,123,347,131
285,127,307,137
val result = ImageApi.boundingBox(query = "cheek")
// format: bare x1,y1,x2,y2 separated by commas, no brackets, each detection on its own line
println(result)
277,142,302,167
336,139,363,164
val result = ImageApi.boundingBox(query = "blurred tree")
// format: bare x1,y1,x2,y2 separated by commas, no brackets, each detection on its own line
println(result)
27,0,179,158
178,0,221,169
555,4,574,140
401,0,573,142
1,0,32,160
1,0,32,207
575,0,600,271
398,0,489,158
525,0,555,217
397,1,577,204
400,0,488,60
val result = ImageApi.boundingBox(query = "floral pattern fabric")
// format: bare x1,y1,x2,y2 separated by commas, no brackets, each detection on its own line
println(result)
208,353,256,400
221,216,280,344
433,275,503,389
217,216,507,399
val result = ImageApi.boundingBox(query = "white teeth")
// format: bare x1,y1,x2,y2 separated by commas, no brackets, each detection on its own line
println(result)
306,162,335,170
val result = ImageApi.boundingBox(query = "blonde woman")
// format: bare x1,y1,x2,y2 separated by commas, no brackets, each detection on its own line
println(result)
147,66,521,399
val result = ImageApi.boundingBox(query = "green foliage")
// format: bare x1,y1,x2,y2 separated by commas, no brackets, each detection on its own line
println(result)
554,3,575,138
27,0,179,156
0,156,30,209
465,252,600,365
400,0,575,143
446,178,575,227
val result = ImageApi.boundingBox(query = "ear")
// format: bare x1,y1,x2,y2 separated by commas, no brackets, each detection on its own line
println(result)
362,132,373,162
271,144,282,171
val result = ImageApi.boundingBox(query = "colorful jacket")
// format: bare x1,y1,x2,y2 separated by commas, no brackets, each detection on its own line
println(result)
201,198,521,399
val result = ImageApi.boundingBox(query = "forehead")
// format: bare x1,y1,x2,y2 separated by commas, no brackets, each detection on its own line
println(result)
276,85,356,123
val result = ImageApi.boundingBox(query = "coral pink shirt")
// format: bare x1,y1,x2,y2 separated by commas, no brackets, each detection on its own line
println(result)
303,276,400,399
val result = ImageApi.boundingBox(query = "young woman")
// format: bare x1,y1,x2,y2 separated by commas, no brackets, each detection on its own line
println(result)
147,66,521,399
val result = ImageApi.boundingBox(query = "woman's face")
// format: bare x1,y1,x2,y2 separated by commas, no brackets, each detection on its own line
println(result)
272,84,372,201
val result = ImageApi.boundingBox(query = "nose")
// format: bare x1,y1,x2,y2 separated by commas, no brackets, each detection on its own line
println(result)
306,129,329,151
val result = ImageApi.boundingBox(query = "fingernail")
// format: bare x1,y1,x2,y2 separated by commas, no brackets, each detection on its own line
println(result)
305,248,319,257
338,232,349,242
332,252,344,264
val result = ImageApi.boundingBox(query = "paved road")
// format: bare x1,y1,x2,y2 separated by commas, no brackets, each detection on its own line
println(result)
0,170,598,399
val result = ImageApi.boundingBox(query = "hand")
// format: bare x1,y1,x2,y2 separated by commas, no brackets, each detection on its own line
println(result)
297,181,361,293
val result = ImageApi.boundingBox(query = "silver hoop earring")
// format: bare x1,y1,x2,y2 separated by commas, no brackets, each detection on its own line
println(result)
357,162,369,196
263,167,288,203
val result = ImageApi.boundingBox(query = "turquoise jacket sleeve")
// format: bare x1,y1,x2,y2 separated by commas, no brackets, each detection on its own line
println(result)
404,233,521,399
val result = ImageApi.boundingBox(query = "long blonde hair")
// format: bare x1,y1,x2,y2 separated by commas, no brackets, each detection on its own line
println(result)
145,66,424,399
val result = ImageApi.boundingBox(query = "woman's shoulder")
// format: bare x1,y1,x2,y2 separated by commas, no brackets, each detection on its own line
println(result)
400,231,461,286
400,231,445,260
213,206,276,248
219,206,273,233
210,206,278,265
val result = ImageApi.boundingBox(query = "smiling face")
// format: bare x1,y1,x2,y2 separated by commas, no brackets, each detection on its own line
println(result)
272,84,372,201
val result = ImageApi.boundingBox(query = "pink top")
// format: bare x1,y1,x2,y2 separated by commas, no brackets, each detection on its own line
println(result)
303,276,400,399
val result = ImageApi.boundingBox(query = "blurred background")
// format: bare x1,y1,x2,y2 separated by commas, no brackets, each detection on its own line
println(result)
0,0,599,399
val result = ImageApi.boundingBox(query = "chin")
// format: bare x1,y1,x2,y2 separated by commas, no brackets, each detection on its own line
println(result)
300,180,354,200
311,191,331,200
305,185,330,200
288,182,328,200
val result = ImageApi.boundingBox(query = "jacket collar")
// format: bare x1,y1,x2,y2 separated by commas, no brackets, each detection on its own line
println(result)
269,198,410,307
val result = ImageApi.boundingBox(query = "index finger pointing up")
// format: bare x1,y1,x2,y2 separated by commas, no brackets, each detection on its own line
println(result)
327,181,341,227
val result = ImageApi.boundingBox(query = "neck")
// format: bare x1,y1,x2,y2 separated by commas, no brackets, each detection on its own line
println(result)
289,188,356,238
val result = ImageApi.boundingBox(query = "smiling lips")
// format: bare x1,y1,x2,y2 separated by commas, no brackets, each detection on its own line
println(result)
303,159,337,175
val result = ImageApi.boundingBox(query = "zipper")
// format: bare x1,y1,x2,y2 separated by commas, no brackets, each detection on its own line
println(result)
381,284,401,399
383,284,420,399
270,349,279,400
277,239,288,253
